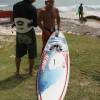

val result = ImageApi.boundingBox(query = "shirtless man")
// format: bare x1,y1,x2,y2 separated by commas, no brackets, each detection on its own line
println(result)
38,0,60,52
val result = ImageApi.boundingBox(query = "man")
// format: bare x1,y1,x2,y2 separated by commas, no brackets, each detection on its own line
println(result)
38,0,60,52
78,3,83,20
13,0,37,76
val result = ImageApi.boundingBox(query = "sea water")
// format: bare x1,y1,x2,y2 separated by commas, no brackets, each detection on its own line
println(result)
0,0,100,19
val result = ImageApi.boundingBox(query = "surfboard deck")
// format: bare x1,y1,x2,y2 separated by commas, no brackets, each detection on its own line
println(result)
37,31,70,100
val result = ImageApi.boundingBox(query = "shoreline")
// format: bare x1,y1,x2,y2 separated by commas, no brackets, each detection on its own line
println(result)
60,18,100,37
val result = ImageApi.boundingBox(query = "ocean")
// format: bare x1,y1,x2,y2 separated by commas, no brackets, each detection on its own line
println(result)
0,0,100,19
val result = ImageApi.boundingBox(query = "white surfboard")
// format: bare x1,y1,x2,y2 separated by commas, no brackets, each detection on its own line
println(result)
37,31,70,100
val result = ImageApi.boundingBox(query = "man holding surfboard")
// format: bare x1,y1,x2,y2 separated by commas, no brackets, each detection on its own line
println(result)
38,0,60,52
13,0,37,76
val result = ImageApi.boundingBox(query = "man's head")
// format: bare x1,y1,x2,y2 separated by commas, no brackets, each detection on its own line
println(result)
45,0,54,8
80,3,83,6
24,0,36,3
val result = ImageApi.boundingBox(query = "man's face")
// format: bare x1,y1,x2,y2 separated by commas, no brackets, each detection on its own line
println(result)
45,0,54,8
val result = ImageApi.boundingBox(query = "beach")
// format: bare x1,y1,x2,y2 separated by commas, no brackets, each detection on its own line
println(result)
61,18,100,37
0,1,100,100
0,18,100,42
0,0,100,40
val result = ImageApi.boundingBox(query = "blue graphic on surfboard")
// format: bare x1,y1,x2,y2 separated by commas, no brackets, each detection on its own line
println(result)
37,31,70,100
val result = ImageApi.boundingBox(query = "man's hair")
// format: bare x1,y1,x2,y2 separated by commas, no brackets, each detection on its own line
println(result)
45,0,54,1
45,0,54,2
80,3,83,5
24,0,33,3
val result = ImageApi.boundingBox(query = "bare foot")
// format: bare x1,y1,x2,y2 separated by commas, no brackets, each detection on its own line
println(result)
15,71,22,78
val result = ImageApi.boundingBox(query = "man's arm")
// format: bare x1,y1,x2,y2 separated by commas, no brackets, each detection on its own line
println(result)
56,8,60,30
37,9,45,31
32,7,37,27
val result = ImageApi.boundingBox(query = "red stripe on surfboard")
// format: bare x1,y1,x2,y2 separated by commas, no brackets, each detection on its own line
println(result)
38,82,42,100
39,95,42,100
59,53,69,100
38,70,43,100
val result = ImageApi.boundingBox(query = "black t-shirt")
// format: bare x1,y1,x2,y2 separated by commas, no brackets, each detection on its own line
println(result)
13,0,37,27
13,0,37,44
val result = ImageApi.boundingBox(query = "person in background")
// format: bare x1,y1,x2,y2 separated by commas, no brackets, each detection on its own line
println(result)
38,0,60,53
78,3,84,20
12,0,37,76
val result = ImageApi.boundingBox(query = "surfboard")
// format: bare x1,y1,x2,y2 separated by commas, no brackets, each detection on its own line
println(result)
37,31,70,100
14,18,33,33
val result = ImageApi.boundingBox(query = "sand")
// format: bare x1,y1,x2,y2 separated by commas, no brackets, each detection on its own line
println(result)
61,18,100,37
0,18,100,40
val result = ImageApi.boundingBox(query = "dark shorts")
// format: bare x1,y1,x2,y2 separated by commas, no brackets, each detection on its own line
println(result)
16,29,37,59
16,42,37,58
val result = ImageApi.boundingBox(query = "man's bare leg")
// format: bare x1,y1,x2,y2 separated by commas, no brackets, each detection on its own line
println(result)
29,59,34,76
15,57,21,76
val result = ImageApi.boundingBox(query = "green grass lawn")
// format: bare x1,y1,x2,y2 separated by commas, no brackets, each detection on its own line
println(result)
0,34,100,100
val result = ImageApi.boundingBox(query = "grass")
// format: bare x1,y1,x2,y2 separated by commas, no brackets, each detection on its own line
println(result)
0,34,100,100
